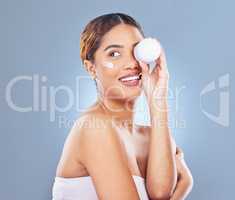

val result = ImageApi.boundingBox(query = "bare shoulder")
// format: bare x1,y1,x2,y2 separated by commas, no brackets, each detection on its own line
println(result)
55,113,104,177
73,112,140,200
75,111,115,148
75,111,127,166
74,111,114,143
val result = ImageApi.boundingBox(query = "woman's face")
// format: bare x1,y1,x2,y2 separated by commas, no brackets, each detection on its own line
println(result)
91,24,144,101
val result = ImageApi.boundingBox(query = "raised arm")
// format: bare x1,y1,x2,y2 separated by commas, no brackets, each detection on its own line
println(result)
138,48,177,200
78,115,140,200
146,105,177,200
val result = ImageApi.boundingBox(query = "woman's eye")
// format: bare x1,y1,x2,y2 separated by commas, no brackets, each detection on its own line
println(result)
109,51,120,57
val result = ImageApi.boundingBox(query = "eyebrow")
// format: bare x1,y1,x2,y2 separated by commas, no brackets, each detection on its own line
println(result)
103,41,139,51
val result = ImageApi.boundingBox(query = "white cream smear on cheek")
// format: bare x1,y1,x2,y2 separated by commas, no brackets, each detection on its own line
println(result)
103,61,114,69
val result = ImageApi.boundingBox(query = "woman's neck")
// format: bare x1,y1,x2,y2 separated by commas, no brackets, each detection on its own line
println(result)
96,96,136,132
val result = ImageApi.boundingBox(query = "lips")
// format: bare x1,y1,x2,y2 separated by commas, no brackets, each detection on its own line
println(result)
118,72,142,81
118,72,142,87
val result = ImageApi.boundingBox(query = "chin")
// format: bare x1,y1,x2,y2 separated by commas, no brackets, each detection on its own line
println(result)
122,87,142,101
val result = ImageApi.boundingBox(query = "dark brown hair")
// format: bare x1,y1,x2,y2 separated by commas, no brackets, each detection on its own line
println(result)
80,13,144,63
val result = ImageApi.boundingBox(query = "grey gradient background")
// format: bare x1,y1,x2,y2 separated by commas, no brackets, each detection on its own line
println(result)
0,0,234,199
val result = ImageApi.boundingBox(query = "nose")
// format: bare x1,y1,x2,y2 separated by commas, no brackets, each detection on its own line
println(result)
124,54,140,70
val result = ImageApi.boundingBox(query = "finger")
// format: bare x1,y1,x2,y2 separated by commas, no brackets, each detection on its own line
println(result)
151,61,161,75
158,47,168,71
176,147,184,159
175,155,186,175
176,146,183,154
138,61,149,74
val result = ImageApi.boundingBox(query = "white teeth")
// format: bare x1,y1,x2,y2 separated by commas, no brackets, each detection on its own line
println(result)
120,75,139,81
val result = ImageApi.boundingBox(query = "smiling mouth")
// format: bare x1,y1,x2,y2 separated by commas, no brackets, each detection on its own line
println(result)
118,73,142,87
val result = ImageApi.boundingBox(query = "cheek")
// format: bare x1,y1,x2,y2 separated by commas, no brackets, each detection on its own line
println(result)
99,61,121,79
95,62,119,85
102,61,114,69
94,57,122,83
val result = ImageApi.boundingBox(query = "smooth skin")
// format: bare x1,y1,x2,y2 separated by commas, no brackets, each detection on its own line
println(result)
55,24,193,200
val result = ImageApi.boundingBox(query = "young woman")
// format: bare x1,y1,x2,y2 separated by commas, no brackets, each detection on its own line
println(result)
52,13,193,200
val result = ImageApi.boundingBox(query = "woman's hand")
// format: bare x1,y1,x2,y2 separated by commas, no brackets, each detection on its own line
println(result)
169,147,194,200
138,45,169,107
176,147,193,187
